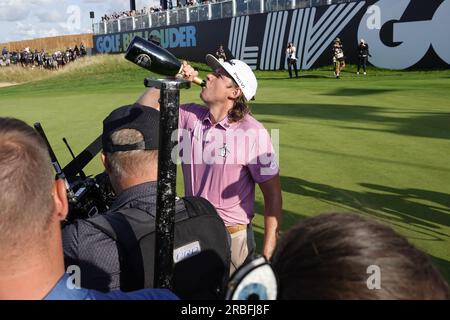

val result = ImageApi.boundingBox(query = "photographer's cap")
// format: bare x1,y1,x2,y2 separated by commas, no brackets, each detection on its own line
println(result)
102,104,159,153
205,54,257,101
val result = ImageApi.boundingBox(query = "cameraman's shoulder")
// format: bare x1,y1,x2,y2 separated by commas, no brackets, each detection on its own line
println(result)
62,218,102,243
62,220,79,238
62,220,83,257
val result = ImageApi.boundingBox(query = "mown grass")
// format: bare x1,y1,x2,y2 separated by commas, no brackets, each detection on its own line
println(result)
1,54,450,283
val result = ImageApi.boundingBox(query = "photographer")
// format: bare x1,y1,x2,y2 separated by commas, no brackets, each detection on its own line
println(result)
62,104,229,297
0,117,177,300
332,38,345,79
215,44,227,63
286,42,298,78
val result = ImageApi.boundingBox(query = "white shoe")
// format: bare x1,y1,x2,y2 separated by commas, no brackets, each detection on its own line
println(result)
364,72,367,75
357,72,360,75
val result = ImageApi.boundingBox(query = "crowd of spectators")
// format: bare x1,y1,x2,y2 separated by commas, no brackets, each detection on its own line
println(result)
100,0,223,22
98,1,352,24
0,43,87,70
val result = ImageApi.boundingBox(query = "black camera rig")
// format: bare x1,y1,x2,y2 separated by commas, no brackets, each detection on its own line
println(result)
34,122,115,223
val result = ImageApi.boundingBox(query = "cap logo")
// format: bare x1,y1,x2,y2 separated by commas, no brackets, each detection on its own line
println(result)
232,72,245,89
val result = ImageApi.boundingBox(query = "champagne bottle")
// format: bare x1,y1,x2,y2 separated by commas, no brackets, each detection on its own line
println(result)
125,36,205,86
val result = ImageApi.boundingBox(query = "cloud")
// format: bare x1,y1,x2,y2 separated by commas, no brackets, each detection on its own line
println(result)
29,0,57,4
0,0,31,21
14,21,60,38
35,10,64,23
0,0,62,22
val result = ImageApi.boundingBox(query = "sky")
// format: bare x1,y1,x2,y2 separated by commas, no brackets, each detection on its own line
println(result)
0,0,160,43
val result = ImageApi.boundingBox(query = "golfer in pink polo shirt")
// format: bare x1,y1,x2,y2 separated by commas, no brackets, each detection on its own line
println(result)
137,55,282,274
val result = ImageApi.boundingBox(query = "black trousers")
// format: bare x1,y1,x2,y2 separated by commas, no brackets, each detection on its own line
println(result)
287,58,298,78
358,56,367,72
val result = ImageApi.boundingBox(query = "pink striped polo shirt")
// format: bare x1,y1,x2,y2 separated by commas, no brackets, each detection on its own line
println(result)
178,104,279,226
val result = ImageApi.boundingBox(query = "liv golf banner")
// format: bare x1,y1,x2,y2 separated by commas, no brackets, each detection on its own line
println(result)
94,0,450,70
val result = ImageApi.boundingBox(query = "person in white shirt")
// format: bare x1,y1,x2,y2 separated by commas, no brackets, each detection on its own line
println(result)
286,42,298,78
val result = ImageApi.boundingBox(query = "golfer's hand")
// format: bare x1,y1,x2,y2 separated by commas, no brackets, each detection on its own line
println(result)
180,61,199,82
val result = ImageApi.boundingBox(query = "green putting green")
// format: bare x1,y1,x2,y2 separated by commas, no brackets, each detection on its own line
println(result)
1,55,449,283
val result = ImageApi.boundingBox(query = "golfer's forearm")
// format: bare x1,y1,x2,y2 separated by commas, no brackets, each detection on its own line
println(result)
259,175,283,259
136,88,160,110
263,215,280,259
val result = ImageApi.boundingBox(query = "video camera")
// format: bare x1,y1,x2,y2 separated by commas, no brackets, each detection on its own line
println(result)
34,122,115,223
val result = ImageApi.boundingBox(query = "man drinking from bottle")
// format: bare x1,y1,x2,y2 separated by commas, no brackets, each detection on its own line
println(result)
136,55,282,274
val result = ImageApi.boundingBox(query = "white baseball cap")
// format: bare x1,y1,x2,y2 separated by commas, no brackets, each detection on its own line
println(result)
205,54,257,101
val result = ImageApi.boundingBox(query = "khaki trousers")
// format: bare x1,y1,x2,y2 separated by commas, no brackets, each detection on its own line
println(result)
228,224,255,275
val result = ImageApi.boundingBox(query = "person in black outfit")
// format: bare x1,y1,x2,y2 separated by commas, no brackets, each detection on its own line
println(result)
216,44,227,63
357,39,371,75
62,104,230,298
80,42,87,56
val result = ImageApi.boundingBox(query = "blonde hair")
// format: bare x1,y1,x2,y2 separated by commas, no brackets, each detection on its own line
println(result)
106,129,158,180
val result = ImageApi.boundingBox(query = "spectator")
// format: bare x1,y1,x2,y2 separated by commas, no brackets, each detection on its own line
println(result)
357,39,371,75
286,42,298,78
74,45,80,57
80,42,87,56
37,50,44,69
215,44,227,63
137,55,282,275
332,37,345,79
271,213,450,299
0,117,178,300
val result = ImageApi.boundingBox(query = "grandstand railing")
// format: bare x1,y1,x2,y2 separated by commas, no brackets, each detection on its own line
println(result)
93,0,360,35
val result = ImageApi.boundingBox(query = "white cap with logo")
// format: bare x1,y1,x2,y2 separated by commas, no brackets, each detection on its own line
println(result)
205,54,257,101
